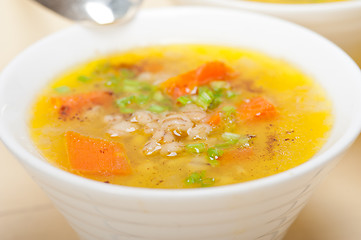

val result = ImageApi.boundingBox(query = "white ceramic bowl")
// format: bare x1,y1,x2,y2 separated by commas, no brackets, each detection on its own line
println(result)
173,0,361,67
1,7,361,240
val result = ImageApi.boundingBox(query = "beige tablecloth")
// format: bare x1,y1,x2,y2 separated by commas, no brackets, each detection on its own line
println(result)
1,1,361,239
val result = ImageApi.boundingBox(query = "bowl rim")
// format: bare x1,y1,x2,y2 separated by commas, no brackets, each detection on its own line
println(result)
1,6,361,200
173,0,361,13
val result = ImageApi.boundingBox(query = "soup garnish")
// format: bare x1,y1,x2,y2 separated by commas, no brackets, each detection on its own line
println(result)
29,44,332,188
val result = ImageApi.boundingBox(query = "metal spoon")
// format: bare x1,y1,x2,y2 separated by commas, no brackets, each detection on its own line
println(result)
32,0,143,25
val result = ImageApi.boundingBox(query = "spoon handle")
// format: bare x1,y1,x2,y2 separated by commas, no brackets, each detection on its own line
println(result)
32,0,143,25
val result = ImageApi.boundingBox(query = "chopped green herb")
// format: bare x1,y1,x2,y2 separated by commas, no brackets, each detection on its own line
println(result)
185,171,203,184
122,79,154,92
222,105,236,114
177,95,193,105
207,147,224,159
148,104,168,113
135,95,150,105
122,79,142,92
116,95,135,108
208,95,223,109
222,132,241,143
185,171,215,187
194,86,215,109
186,143,206,154
54,86,71,94
221,106,238,131
216,133,250,149
207,147,224,166
210,81,230,91
77,75,91,83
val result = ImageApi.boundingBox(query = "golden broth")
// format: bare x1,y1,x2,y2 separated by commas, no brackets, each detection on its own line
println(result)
29,44,332,188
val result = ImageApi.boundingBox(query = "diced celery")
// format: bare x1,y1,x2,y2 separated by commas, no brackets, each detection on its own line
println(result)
199,86,214,98
116,95,135,108
221,106,237,131
177,96,192,105
222,132,241,143
122,79,154,93
207,147,224,166
135,95,150,105
185,171,215,187
194,86,215,109
186,143,206,154
207,147,224,159
122,79,142,92
208,96,222,109
219,133,250,148
210,81,230,91
148,104,168,113
222,105,236,114
186,172,201,184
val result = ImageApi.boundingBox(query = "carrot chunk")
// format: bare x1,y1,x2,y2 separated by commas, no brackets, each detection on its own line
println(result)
220,147,253,164
195,61,233,85
161,71,198,99
237,97,277,121
65,131,131,175
207,111,221,127
161,61,233,99
52,91,114,119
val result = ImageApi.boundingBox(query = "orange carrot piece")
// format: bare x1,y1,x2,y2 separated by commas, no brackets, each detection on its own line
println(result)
220,147,253,164
207,111,221,127
52,91,113,119
161,71,198,99
237,97,277,121
195,61,233,85
65,131,131,175
161,61,233,99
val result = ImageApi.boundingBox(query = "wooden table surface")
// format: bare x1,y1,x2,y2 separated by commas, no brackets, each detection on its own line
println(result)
1,1,361,239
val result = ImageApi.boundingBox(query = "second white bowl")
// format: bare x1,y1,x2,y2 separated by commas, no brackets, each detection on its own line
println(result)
173,0,361,67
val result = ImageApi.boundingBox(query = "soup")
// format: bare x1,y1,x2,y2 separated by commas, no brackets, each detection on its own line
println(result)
29,44,332,188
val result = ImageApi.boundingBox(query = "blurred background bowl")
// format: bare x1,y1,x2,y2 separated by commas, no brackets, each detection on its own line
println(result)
1,7,361,240
173,0,361,67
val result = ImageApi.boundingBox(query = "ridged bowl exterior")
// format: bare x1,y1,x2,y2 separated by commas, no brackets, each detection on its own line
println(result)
1,7,361,240
29,159,337,240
